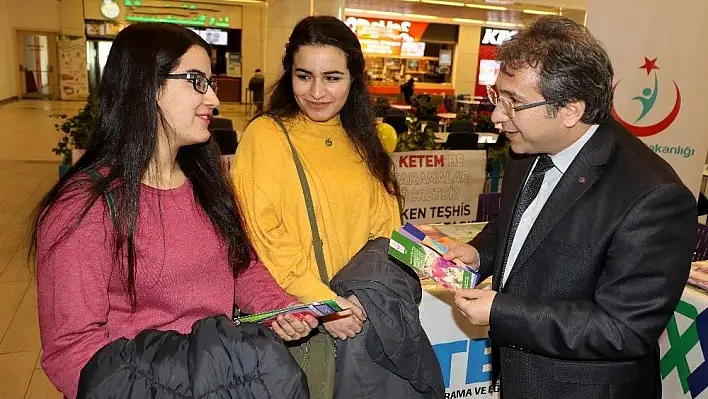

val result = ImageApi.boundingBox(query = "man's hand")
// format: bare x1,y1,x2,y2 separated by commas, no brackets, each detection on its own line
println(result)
323,295,366,340
443,241,481,271
454,289,497,326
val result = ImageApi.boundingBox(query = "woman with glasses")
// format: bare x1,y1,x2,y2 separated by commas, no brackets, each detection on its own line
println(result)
31,23,316,399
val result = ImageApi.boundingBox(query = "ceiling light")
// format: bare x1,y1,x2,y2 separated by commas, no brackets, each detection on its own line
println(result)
452,18,485,24
344,8,404,17
522,9,558,15
422,0,465,6
486,20,523,27
344,8,438,20
405,14,439,19
466,3,507,10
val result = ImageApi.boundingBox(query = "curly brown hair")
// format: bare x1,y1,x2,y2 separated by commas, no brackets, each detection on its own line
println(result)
496,16,614,125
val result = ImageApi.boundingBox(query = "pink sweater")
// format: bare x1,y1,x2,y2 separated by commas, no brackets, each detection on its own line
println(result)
36,180,297,399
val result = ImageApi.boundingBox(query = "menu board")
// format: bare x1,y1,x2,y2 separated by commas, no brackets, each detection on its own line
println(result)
57,36,90,100
401,41,426,57
226,52,241,77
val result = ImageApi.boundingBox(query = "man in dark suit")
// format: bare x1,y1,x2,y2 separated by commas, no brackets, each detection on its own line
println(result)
445,16,696,399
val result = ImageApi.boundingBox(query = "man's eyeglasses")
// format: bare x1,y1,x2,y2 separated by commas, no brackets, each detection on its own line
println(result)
486,85,555,118
165,72,218,94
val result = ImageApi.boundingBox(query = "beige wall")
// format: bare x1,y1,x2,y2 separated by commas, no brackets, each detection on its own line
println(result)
6,0,61,31
60,0,86,36
0,0,69,101
264,0,309,88
241,5,265,101
452,24,481,96
0,0,16,101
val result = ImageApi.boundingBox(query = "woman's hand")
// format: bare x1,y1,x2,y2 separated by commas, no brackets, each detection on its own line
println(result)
270,313,319,341
323,295,367,340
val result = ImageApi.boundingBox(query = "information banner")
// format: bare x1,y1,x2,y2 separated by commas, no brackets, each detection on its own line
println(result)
587,0,708,196
392,150,486,224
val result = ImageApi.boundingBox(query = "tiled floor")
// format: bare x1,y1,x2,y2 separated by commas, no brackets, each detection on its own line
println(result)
0,99,250,398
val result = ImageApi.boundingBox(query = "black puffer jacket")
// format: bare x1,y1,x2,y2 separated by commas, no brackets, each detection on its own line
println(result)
331,238,445,399
77,315,309,398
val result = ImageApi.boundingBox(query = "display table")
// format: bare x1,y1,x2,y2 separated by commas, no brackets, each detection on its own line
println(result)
417,223,708,399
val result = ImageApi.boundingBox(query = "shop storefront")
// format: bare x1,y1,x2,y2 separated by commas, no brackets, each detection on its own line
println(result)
80,0,249,102
474,26,517,97
345,16,457,99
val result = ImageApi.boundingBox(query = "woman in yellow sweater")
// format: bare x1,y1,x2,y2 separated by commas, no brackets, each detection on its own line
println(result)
232,16,401,398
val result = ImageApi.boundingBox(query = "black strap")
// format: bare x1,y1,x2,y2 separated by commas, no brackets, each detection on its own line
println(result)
262,114,330,286
86,168,118,224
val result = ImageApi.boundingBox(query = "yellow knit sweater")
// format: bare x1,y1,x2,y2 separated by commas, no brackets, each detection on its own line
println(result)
233,114,401,302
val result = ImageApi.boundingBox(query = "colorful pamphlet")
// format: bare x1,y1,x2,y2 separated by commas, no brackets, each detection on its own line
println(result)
233,299,343,327
388,229,481,290
402,223,476,272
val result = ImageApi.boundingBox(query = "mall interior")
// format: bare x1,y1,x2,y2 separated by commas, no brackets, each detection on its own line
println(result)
0,0,707,397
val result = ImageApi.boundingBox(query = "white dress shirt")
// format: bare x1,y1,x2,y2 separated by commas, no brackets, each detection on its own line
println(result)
501,125,599,287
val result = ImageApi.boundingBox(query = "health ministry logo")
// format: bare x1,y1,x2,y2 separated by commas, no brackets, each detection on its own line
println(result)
660,300,708,397
611,57,682,137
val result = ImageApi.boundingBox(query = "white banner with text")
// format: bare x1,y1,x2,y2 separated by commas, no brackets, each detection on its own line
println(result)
587,0,708,197
392,150,487,224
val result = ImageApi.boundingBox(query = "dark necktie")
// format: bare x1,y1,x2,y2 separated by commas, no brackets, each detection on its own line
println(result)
499,154,555,289
491,154,554,387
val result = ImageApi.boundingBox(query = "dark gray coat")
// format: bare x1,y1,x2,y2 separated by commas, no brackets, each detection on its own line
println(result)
77,316,309,398
331,238,445,399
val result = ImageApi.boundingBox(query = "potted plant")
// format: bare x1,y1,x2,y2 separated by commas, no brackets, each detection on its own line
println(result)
475,114,497,133
52,93,98,177
394,124,442,152
373,96,390,118
411,94,437,121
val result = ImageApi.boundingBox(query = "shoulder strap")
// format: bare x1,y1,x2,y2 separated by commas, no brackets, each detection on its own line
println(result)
262,114,330,285
86,168,118,225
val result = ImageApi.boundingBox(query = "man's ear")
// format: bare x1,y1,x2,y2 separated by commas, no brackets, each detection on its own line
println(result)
559,100,585,128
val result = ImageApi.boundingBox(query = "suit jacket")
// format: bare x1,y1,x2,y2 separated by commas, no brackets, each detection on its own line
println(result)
470,118,696,399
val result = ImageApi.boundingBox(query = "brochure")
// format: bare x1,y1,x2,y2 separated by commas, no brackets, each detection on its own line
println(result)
430,223,487,244
688,261,708,291
233,299,343,327
402,223,477,272
388,229,481,290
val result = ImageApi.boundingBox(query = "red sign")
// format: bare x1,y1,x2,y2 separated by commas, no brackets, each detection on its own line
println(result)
345,16,428,56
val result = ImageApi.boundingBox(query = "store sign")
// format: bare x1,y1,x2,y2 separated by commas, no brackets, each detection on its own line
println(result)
345,16,428,56
480,27,517,46
124,0,231,27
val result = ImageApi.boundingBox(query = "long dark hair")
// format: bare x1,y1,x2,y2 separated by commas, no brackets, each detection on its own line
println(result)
266,16,400,198
29,23,252,310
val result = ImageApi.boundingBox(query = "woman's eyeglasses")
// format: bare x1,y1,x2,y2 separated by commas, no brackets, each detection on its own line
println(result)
486,85,555,118
166,72,218,94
